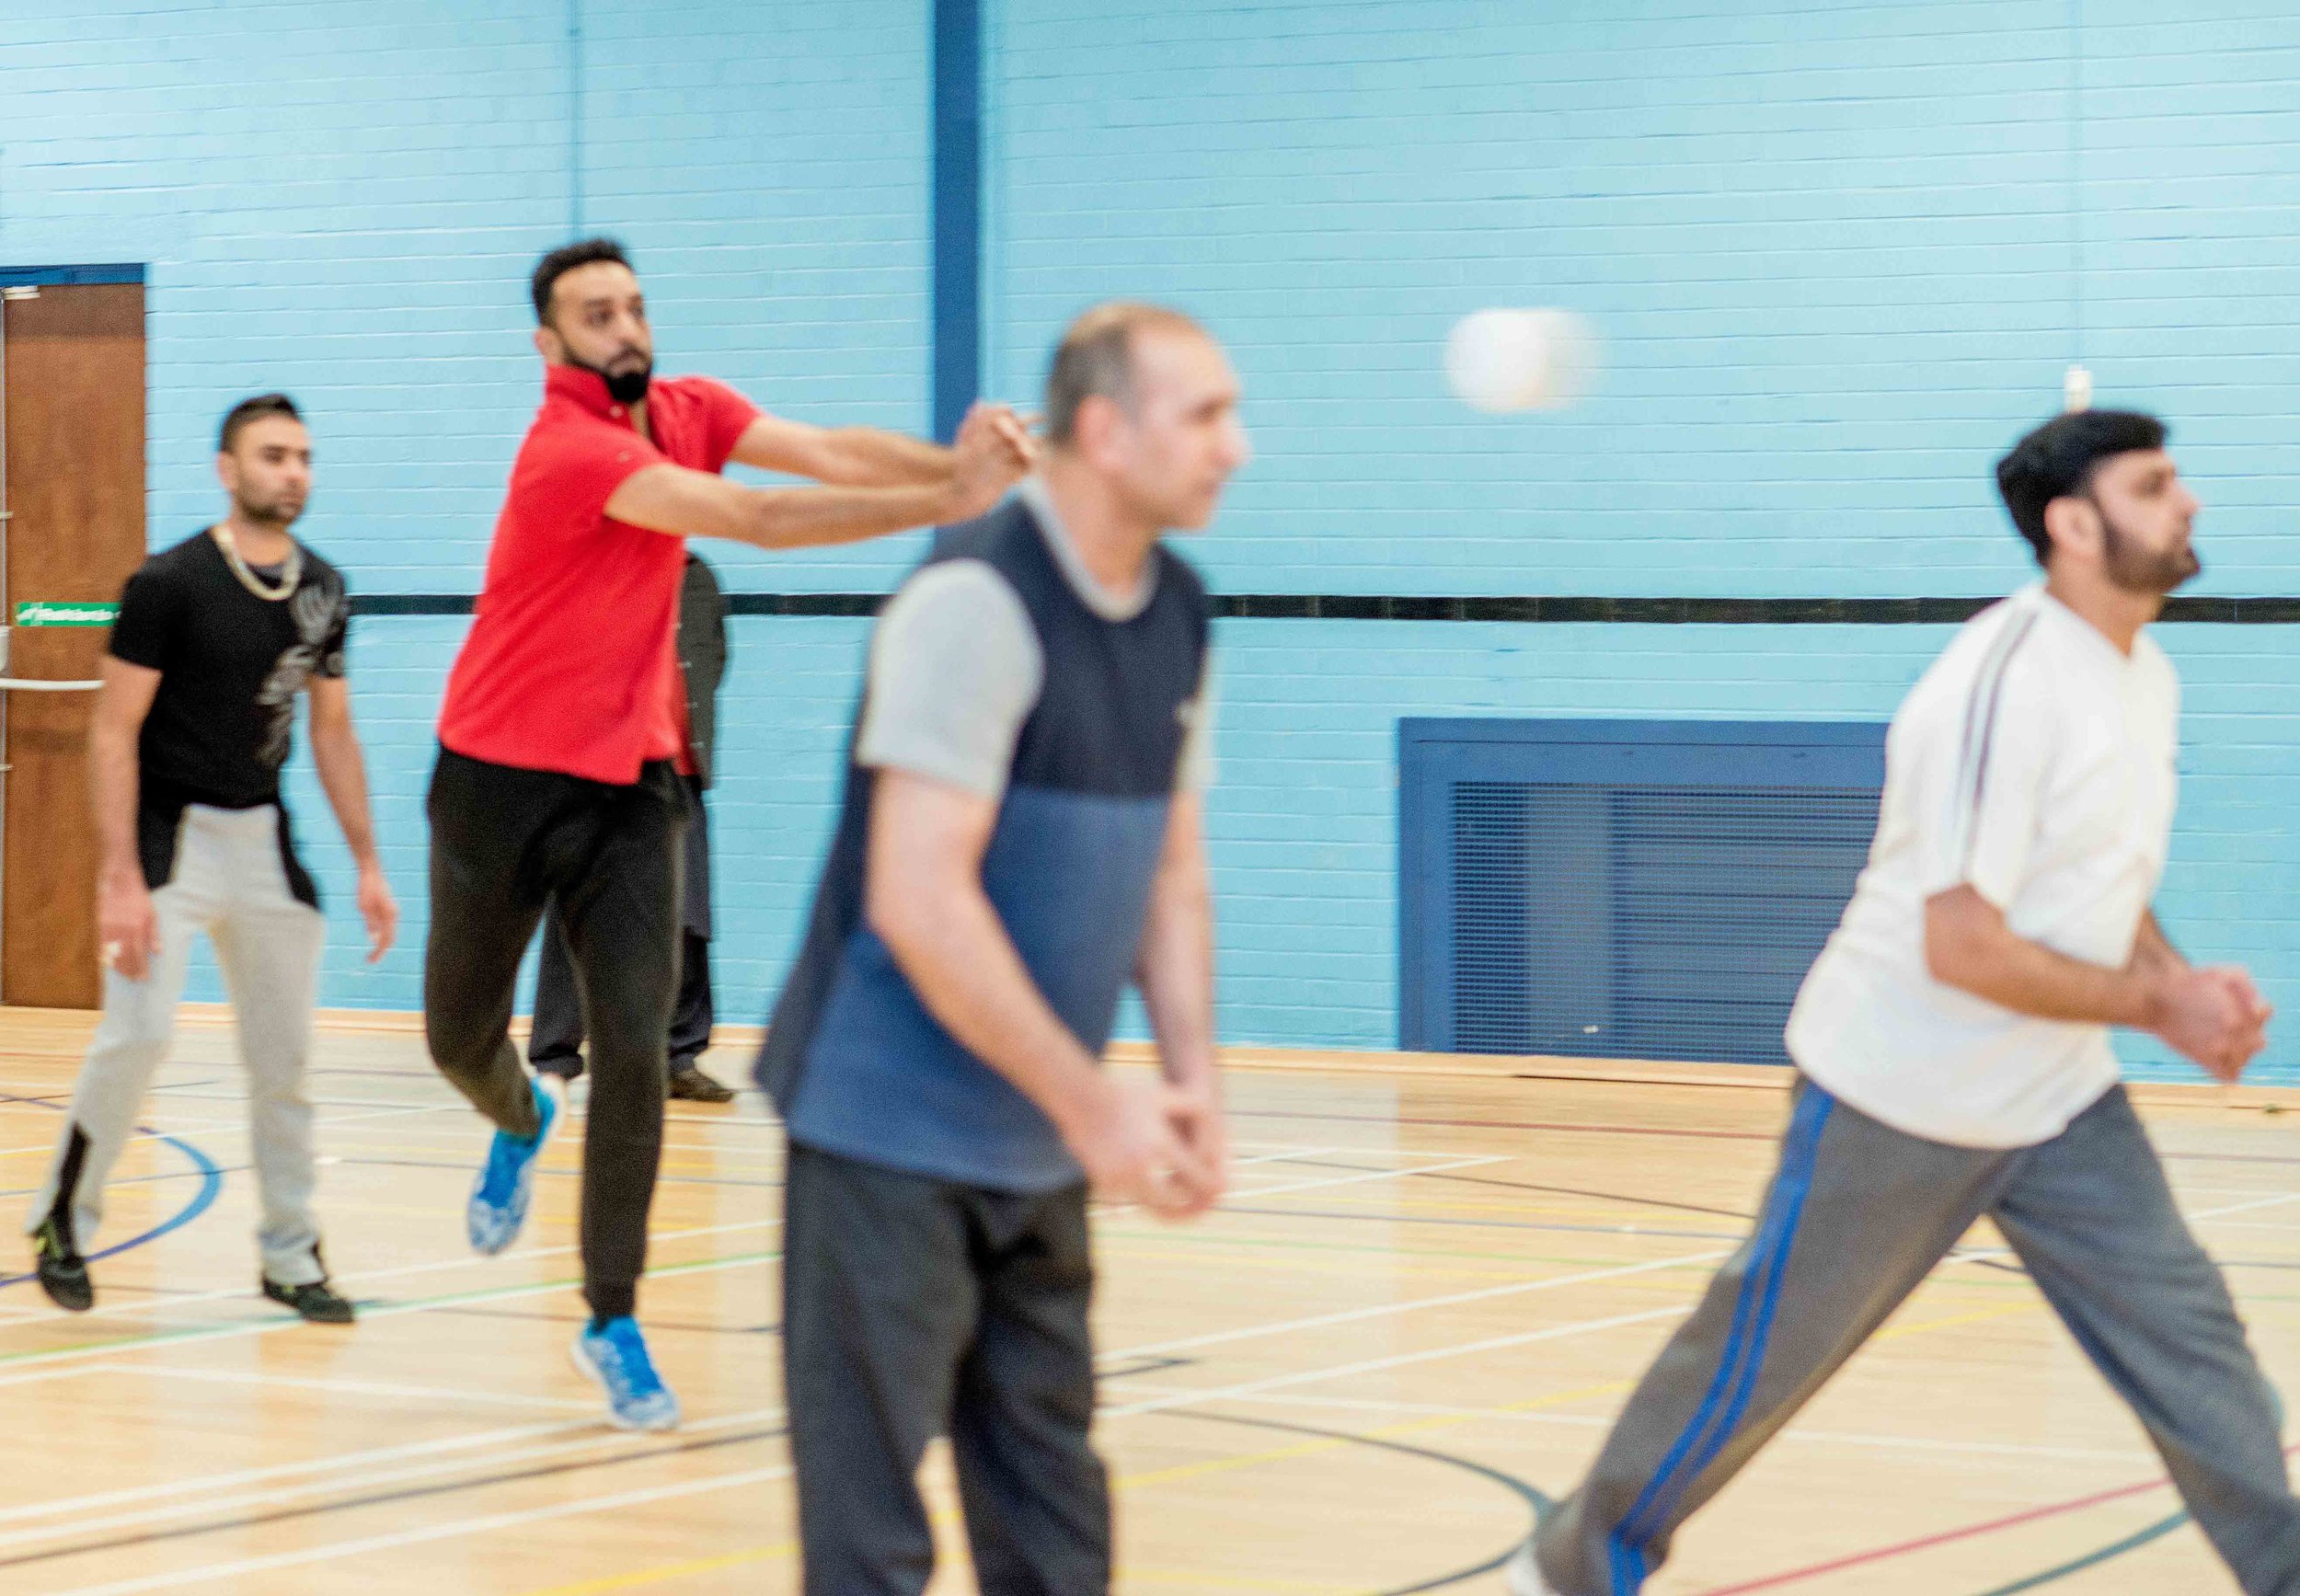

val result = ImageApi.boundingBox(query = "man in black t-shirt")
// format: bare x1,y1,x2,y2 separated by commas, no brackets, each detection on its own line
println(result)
25,394,398,1322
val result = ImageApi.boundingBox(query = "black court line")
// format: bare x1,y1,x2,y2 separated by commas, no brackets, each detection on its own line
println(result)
428,1303,775,1337
351,592,2300,625
0,1424,787,1573
1269,1155,1756,1223
338,1155,785,1191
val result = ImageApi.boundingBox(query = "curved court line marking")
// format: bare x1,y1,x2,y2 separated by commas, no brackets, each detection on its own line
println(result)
1173,1409,1549,1593
0,1096,222,1292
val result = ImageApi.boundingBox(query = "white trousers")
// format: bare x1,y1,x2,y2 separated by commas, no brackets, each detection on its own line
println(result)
26,804,328,1286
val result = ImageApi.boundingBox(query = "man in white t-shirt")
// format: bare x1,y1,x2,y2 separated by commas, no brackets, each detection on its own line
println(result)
1512,409,2300,1596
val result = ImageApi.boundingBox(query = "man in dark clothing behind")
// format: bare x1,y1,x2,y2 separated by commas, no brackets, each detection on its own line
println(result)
529,551,735,1102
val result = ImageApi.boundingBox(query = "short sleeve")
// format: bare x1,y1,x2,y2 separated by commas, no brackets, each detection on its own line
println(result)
689,378,765,475
315,572,351,680
1916,648,2054,911
857,561,1042,798
516,418,670,531
1177,660,1217,792
106,564,175,672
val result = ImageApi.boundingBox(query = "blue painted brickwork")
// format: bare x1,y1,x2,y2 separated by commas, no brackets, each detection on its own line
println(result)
988,0,2300,599
8,3,2300,1087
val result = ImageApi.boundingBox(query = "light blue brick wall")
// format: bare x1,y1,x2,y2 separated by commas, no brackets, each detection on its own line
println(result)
9,4,2300,1086
987,0,2300,599
0,1,931,1012
981,0,2300,1085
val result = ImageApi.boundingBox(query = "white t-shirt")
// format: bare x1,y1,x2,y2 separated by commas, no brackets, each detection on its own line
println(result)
1784,583,2179,1149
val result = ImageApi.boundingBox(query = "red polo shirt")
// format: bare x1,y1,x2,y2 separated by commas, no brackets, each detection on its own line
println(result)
439,365,759,783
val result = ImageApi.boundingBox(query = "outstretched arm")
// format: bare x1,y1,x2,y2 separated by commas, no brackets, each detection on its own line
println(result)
730,413,960,488
605,402,1034,550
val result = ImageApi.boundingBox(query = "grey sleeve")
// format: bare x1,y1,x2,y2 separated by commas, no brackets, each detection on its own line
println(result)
1177,660,1217,792
857,560,1043,798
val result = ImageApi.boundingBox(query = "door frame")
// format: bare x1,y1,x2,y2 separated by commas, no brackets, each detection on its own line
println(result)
0,263,146,1001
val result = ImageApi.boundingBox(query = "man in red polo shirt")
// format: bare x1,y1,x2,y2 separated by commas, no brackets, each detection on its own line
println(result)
428,237,1031,1430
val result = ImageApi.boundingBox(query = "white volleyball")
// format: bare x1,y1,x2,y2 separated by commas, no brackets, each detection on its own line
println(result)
1445,307,1597,413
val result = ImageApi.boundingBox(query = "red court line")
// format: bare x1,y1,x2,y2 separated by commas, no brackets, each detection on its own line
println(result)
1695,1441,2300,1594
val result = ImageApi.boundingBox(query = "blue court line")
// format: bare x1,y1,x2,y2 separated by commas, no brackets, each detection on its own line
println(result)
0,1095,224,1290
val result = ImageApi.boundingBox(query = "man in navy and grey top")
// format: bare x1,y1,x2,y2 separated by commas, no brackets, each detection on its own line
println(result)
760,302,1248,1595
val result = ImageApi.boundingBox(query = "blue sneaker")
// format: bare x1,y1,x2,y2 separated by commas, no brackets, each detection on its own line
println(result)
466,1076,558,1256
572,1316,681,1431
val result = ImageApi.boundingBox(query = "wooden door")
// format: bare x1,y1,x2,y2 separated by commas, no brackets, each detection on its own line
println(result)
2,282,147,1009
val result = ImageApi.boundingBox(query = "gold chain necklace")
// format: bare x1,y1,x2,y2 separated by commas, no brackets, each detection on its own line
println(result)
213,524,303,602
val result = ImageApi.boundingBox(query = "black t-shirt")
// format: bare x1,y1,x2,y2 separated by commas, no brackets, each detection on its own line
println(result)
108,530,351,895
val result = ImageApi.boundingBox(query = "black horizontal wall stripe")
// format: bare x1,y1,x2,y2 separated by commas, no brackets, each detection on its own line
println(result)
348,593,2300,624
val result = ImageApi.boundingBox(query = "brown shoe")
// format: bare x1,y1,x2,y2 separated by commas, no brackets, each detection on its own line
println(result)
668,1064,736,1104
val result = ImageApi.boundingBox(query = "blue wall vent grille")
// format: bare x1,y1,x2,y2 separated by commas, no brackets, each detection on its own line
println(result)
1400,719,1887,1067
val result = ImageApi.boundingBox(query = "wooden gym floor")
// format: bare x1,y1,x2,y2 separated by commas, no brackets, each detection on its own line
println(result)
1,1007,2296,1594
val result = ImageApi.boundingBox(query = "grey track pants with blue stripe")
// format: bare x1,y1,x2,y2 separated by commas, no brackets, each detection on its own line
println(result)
1533,1080,2300,1596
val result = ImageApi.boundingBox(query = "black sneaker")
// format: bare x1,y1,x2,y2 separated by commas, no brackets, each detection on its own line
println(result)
668,1064,736,1105
32,1217,92,1313
263,1276,356,1325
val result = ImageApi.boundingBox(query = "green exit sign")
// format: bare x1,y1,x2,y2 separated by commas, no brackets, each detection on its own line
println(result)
14,601,119,627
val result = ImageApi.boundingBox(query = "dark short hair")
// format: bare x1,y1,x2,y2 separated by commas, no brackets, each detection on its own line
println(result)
217,393,303,454
1995,408,2168,566
532,236,633,323
1044,302,1208,445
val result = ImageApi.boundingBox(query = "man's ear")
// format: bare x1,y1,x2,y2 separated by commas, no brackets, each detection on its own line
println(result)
534,323,560,363
2040,493,2096,563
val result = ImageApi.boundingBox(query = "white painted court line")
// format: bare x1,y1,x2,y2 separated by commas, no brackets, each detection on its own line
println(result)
1094,1384,2164,1466
0,1415,587,1529
1103,1304,1694,1420
0,1407,784,1556
1944,1188,2300,1268
1222,1153,1510,1202
0,1215,781,1336
52,1463,796,1595
112,1363,601,1412
0,1244,775,1381
1099,1244,1731,1363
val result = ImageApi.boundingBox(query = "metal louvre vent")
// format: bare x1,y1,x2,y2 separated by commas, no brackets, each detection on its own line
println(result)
1401,720,1888,1067
1449,782,1877,1062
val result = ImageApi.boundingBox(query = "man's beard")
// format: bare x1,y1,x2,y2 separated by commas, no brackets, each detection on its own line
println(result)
234,490,304,531
2100,507,2201,596
574,352,653,406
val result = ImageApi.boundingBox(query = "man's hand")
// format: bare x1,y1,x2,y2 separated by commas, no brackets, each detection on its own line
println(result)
1061,1074,1218,1222
942,401,1038,522
1158,1074,1229,1220
97,865,160,982
356,861,399,963
2151,965,2272,1082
